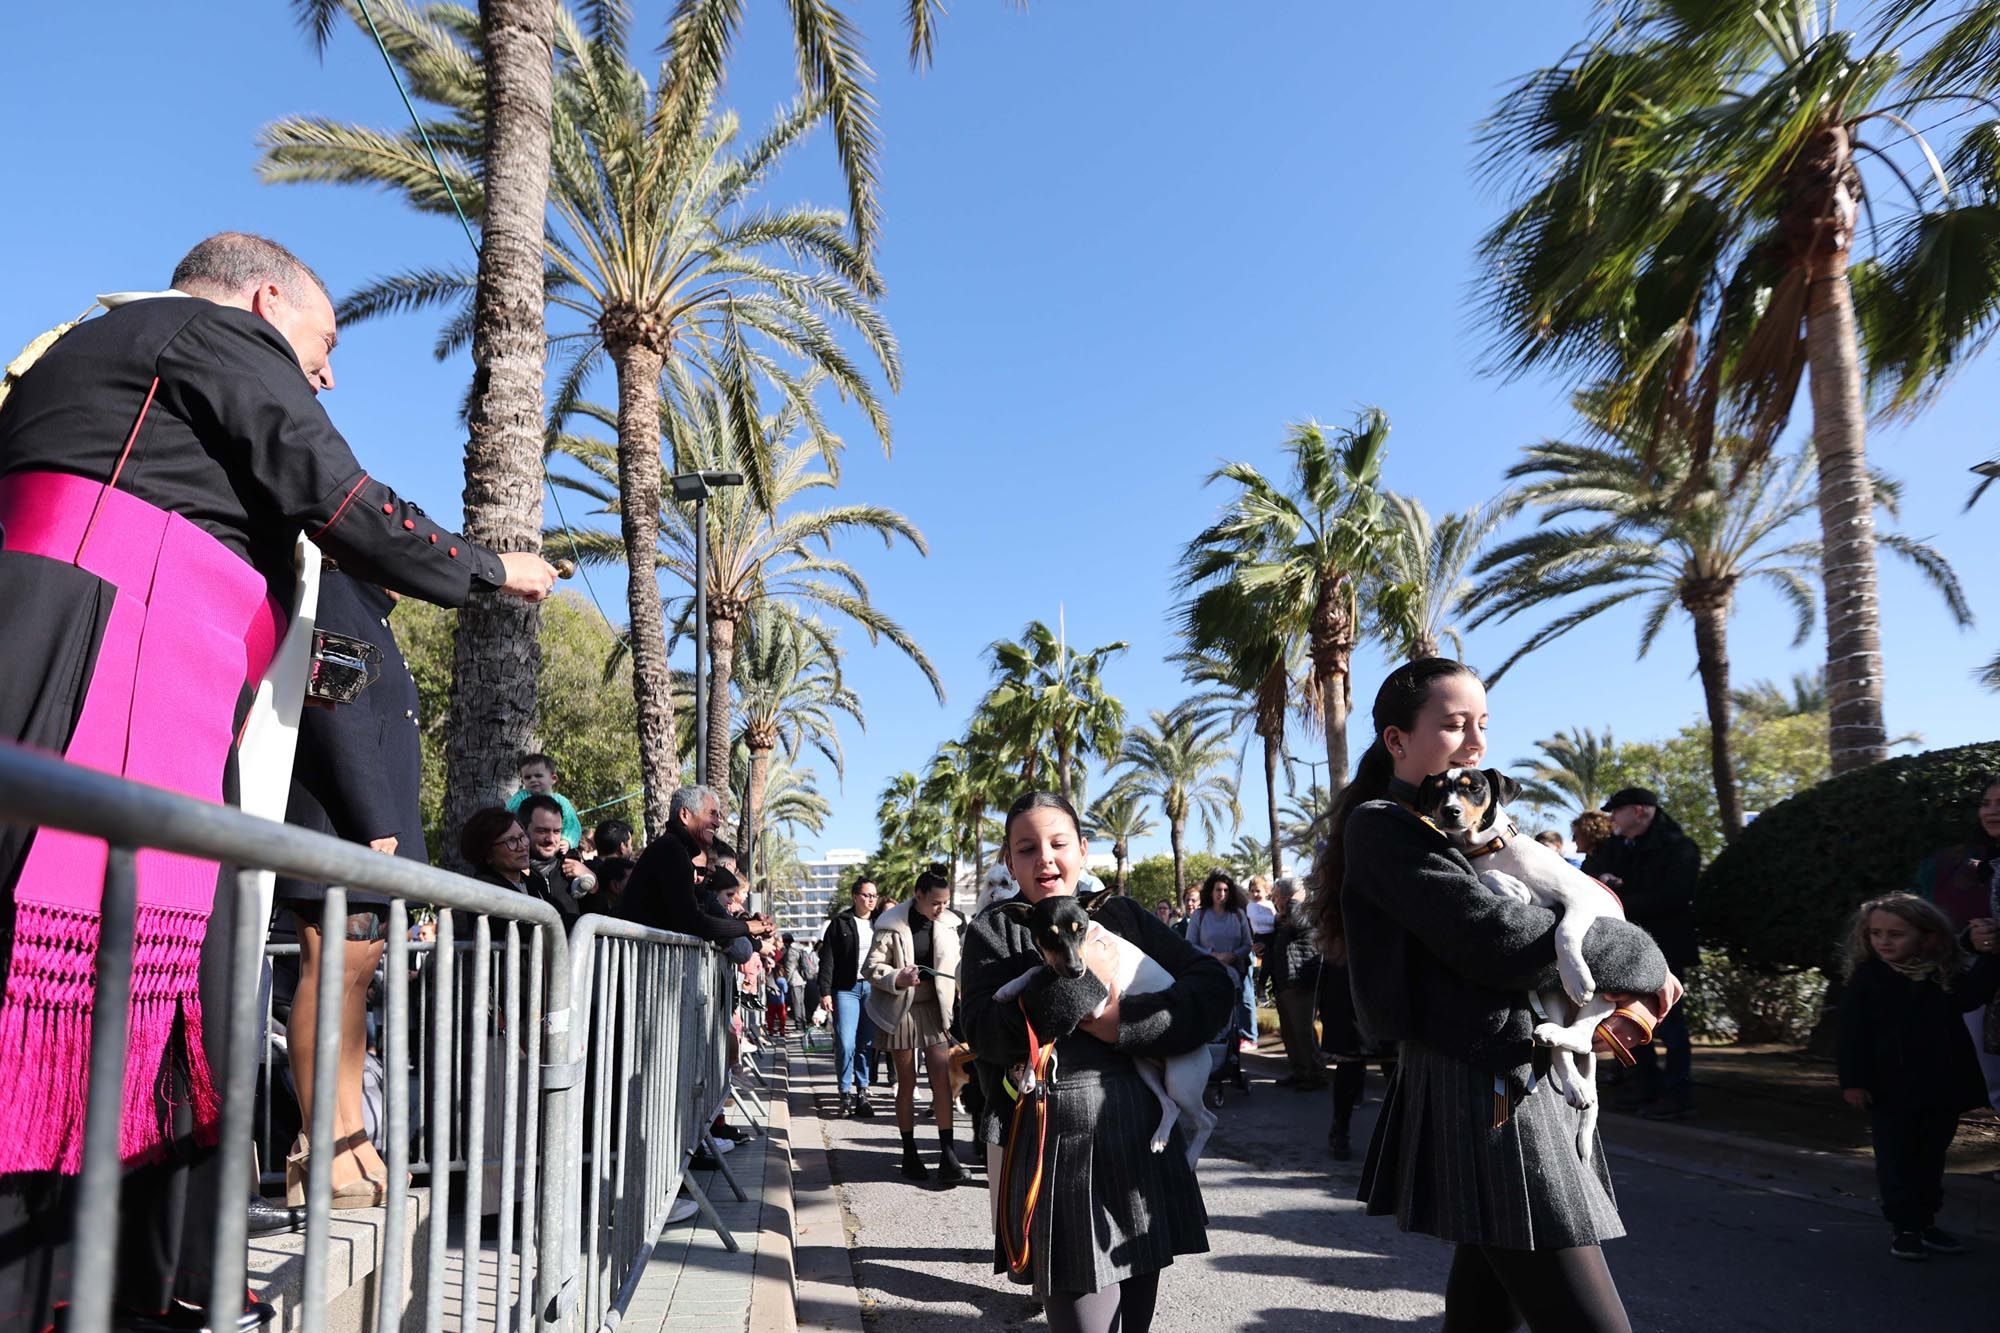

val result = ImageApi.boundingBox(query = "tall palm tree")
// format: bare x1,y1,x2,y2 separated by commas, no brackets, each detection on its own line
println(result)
1732,670,1830,722
922,714,1013,884
261,10,899,833
1370,495,1504,662
1511,728,1621,816
982,621,1128,803
1279,781,1331,859
1083,789,1157,893
1181,409,1396,797
1473,417,1968,838
873,769,949,895
730,606,860,876
1479,0,2000,774
1113,705,1241,900
285,0,558,852
1225,834,1271,883
1174,583,1301,879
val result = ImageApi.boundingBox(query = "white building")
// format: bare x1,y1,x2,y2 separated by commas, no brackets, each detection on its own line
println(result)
776,848,869,936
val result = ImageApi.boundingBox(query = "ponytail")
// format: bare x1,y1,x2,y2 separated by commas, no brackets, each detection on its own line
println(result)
1311,738,1396,958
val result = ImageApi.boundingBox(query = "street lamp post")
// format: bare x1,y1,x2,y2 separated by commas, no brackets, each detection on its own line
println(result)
669,469,744,793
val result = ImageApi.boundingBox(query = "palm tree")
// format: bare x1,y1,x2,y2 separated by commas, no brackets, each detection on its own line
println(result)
1279,781,1331,858
922,713,1014,885
1472,415,1968,838
1479,0,2000,774
1174,584,1301,879
1113,705,1241,900
1511,728,1621,816
1225,834,1271,883
729,606,860,876
1181,409,1396,797
1370,495,1504,662
982,621,1128,804
1732,670,1830,722
284,0,558,852
873,769,950,896
261,11,899,833
1083,790,1157,893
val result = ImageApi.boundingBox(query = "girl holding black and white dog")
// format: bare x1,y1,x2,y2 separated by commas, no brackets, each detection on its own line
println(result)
962,792,1235,1333
1317,658,1684,1333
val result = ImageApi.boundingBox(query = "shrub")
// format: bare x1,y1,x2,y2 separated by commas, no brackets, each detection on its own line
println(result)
1698,740,2000,973
1681,949,1826,1045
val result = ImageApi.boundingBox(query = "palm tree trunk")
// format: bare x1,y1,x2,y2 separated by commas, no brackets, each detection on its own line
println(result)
704,609,739,799
1685,586,1744,839
1806,262,1885,774
1412,633,1439,663
1056,729,1074,803
743,743,771,888
1170,818,1186,902
609,338,676,836
1321,667,1352,798
1261,731,1284,879
441,0,556,866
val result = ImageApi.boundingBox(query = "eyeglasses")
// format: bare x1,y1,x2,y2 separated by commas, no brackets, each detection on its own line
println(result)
493,833,529,850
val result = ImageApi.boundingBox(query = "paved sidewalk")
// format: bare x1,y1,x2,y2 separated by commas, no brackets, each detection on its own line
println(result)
621,1048,792,1333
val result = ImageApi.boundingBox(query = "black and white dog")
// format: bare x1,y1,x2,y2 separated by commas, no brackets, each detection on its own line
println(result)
990,892,1217,1165
1414,768,1624,1160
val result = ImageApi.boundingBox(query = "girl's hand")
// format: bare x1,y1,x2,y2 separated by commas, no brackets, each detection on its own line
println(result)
894,965,920,990
1078,992,1122,1044
1083,936,1121,991
1842,1088,1871,1110
1653,970,1684,1018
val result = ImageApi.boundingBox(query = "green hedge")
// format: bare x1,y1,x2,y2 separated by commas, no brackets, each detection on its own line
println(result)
1699,740,2000,973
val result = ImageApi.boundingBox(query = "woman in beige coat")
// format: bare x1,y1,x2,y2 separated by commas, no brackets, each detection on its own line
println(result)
865,867,967,1184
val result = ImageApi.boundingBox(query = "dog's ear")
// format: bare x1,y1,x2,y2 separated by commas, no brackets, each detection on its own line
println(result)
994,898,1035,927
1415,773,1448,807
1079,887,1114,917
1484,768,1523,809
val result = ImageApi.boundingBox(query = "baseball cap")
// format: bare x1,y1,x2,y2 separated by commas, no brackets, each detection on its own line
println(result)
1602,787,1660,812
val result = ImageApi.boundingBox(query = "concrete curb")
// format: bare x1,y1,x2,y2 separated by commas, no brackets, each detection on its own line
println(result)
786,1037,867,1333
746,1051,799,1333
1600,1110,2000,1233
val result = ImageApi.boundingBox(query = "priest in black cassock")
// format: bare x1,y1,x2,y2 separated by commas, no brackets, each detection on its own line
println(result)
0,231,555,1331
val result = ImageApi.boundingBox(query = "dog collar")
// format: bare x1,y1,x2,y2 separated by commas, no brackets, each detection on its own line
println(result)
1463,821,1517,861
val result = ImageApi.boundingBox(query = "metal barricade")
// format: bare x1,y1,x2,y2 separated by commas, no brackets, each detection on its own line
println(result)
0,742,574,1333
561,917,736,1333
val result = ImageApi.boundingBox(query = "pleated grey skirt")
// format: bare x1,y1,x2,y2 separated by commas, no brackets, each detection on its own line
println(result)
1358,1040,1624,1249
996,1060,1210,1297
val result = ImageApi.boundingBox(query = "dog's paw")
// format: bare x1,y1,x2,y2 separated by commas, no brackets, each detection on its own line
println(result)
1480,870,1535,903
1534,1021,1592,1054
1557,955,1597,1008
1149,1136,1168,1154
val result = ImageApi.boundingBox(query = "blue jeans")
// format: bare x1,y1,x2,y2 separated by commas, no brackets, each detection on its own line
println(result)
1238,967,1257,1044
832,982,875,1093
1635,1004,1692,1096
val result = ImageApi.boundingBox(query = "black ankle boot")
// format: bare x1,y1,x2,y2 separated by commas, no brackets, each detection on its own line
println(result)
899,1133,930,1182
1329,1113,1352,1161
835,1091,851,1118
935,1138,966,1185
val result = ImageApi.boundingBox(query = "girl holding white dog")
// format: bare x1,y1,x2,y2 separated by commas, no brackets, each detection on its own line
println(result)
1318,658,1684,1333
961,792,1235,1333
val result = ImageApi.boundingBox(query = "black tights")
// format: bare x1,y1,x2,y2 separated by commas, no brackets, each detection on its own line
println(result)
1043,1271,1160,1333
1441,1243,1630,1333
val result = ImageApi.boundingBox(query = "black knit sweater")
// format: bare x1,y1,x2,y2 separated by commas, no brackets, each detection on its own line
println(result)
1342,800,1668,1083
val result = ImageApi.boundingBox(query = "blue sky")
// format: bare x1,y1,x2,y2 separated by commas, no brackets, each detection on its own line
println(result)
3,2,1994,864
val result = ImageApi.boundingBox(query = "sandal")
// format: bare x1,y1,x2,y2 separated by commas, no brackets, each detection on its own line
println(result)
284,1131,388,1209
1594,1001,1658,1068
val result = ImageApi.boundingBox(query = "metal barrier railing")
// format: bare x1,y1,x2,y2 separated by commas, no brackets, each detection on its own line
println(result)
563,916,743,1333
0,744,586,1333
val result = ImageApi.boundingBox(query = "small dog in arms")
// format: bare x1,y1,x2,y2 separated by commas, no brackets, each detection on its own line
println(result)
1415,767,1624,1161
990,891,1217,1165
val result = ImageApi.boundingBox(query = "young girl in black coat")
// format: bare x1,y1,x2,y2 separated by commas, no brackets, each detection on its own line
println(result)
1838,892,2000,1261
961,792,1235,1333
1314,659,1683,1333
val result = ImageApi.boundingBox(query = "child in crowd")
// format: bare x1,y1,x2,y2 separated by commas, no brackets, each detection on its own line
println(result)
1838,892,2000,1261
506,751,582,848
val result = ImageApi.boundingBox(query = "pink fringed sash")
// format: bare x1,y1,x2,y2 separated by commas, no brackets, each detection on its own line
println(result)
0,469,282,1173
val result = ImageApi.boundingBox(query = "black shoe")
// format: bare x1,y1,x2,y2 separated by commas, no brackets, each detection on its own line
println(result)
899,1143,930,1182
108,1298,277,1333
690,1148,723,1171
1328,1133,1352,1162
246,1195,306,1238
713,1121,748,1142
936,1145,967,1186
1920,1226,1966,1254
834,1092,851,1118
1890,1230,1927,1261
851,1091,876,1117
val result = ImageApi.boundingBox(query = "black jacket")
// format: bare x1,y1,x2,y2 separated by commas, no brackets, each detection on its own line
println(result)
1343,801,1668,1083
1265,909,1321,996
1838,955,2000,1112
960,892,1236,1146
0,297,503,606
278,571,424,903
615,821,751,945
1581,809,1700,970
821,909,871,992
473,863,577,926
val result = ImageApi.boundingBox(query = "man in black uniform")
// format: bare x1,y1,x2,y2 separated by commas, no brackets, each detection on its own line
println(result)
0,232,556,1330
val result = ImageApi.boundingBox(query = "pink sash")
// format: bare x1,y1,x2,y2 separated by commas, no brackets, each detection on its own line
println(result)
0,469,282,1172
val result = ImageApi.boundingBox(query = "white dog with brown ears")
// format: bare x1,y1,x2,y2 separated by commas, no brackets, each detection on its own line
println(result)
1413,767,1626,1161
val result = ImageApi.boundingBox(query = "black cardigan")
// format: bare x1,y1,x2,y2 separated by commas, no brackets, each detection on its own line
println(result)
1342,801,1668,1082
1837,954,2000,1112
961,893,1235,1145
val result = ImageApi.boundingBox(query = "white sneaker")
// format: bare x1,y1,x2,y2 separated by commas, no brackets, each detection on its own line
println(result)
710,1136,736,1155
667,1195,700,1225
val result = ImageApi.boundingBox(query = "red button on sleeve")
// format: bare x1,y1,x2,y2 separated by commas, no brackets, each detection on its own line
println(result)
448,547,458,557
429,533,438,544
382,503,395,514
403,519,416,531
